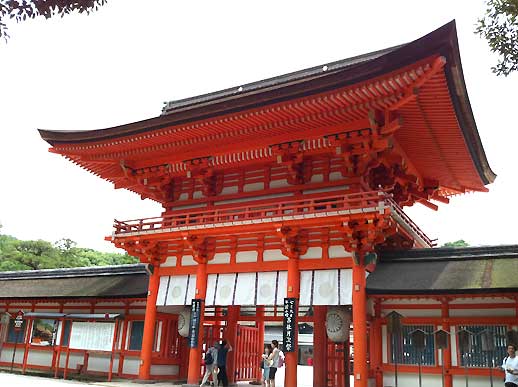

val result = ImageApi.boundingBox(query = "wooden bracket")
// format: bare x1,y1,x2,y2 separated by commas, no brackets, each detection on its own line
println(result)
276,226,309,259
183,235,216,264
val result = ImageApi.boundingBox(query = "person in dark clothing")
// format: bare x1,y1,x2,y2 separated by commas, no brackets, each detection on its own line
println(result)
217,340,233,387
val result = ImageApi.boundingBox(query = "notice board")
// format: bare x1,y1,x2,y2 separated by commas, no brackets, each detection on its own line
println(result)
69,321,115,351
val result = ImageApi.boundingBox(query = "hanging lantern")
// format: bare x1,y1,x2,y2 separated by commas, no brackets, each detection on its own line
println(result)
178,307,191,338
326,307,351,343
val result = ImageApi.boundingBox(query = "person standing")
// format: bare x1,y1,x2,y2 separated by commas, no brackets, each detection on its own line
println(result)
217,340,232,387
200,344,218,387
502,344,518,387
267,340,281,387
261,344,273,387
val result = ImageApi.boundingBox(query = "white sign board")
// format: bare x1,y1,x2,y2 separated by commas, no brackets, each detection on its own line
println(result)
69,322,115,351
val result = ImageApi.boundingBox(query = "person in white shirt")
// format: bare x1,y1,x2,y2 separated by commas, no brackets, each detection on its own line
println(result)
267,340,281,387
502,344,518,387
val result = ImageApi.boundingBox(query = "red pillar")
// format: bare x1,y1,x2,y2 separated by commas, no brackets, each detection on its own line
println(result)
313,305,327,387
352,263,368,387
186,262,208,385
256,306,265,382
285,256,300,387
139,264,160,380
372,300,383,387
226,305,240,383
441,300,453,387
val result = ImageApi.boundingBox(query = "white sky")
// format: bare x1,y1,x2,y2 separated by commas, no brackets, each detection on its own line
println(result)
0,0,517,252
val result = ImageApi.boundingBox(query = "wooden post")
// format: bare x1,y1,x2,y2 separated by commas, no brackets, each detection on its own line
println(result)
352,261,368,387
372,300,383,387
256,306,265,382
313,305,327,387
285,256,300,387
186,261,208,385
138,263,160,380
226,305,240,383
441,300,453,387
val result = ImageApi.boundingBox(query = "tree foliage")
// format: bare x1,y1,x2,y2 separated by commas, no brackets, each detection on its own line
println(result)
0,233,137,271
442,239,470,248
476,0,518,76
0,0,107,41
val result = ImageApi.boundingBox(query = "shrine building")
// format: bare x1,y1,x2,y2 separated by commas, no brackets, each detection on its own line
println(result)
30,20,510,387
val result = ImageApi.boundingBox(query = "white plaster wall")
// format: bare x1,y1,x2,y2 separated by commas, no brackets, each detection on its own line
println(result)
122,357,140,375
59,353,83,369
181,255,197,266
236,251,258,263
87,354,119,372
162,256,177,267
0,347,24,363
383,373,442,387
453,375,493,387
27,349,53,367
329,245,351,258
300,247,322,260
269,179,289,189
263,249,288,261
449,308,515,317
151,364,179,376
209,253,231,265
243,182,264,192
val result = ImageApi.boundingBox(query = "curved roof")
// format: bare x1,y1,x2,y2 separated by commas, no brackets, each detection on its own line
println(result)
39,21,495,191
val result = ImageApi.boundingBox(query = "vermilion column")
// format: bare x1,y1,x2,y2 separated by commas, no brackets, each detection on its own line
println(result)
285,256,300,387
312,305,327,387
352,262,368,387
186,262,208,385
372,301,383,387
256,306,265,382
226,305,240,383
139,263,160,380
441,301,453,387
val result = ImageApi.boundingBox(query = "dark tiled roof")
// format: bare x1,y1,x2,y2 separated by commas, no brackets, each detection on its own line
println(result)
0,264,149,299
367,245,518,294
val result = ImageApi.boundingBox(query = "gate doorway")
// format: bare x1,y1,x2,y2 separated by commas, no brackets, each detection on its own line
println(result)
326,340,350,387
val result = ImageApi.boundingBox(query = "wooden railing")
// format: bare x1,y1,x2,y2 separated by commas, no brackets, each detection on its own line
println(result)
113,191,432,246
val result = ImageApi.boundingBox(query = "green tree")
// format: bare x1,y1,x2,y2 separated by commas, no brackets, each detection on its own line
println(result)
442,240,470,248
476,0,518,76
0,0,107,41
0,231,137,271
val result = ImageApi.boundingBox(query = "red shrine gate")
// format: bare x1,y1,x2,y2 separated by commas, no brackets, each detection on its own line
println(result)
39,22,495,387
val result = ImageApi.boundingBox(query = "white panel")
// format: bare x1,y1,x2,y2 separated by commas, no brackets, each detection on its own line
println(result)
156,276,170,306
276,271,288,305
88,354,115,372
300,247,322,259
450,326,457,366
186,274,196,302
221,186,238,195
181,255,197,266
234,273,257,306
453,376,489,387
313,270,339,305
329,171,343,181
437,325,443,366
299,271,313,306
310,174,323,183
27,350,53,367
269,179,289,188
256,272,278,305
122,357,140,375
210,253,231,265
205,274,218,306
329,245,351,258
450,308,514,317
162,256,177,267
151,364,179,376
382,325,388,363
244,182,264,192
193,191,203,199
384,373,443,387
263,249,288,261
339,269,353,305
215,274,237,306
236,251,258,263
165,275,189,306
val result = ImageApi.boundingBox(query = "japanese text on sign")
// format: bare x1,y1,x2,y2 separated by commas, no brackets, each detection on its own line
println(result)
189,299,202,348
14,310,24,331
283,298,297,353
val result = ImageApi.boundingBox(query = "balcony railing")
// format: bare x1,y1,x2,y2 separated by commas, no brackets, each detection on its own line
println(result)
113,191,432,247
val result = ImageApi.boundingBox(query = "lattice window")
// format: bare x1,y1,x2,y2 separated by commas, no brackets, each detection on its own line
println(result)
391,325,435,366
458,325,507,368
